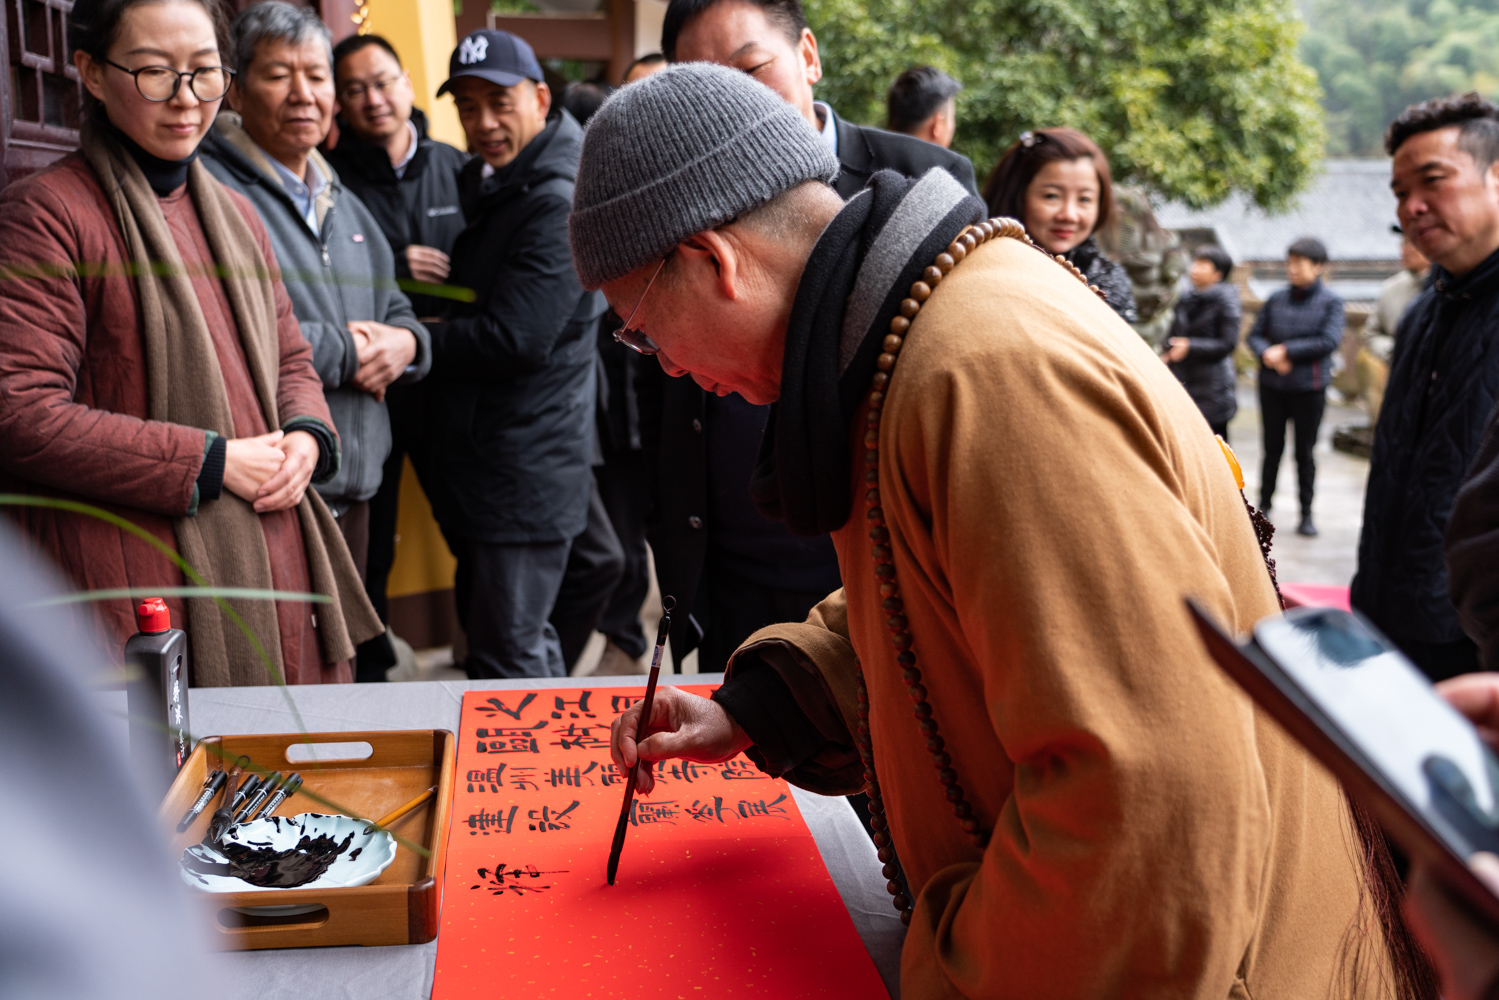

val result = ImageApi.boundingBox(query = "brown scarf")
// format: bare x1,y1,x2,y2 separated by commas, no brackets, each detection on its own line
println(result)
81,121,382,686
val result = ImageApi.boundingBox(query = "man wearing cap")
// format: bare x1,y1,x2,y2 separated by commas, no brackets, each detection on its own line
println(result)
409,30,606,678
590,65,1389,997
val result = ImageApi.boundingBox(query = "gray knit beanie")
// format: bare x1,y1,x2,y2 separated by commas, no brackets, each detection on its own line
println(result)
569,62,839,289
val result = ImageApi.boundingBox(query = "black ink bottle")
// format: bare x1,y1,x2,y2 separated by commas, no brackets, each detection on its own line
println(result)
125,597,191,795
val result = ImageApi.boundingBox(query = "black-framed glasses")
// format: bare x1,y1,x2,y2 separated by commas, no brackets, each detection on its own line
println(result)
104,59,235,102
612,256,667,355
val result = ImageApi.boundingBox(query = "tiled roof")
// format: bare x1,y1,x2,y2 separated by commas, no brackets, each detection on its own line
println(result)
1154,160,1401,265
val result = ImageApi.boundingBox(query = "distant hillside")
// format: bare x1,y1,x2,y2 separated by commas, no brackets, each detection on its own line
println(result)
1301,0,1499,156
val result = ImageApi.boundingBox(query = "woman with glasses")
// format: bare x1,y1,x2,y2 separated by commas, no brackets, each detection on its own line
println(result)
0,0,380,685
983,128,1139,324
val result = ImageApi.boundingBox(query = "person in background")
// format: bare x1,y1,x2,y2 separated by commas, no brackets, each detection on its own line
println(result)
642,0,977,673
1163,244,1242,440
561,80,612,126
983,128,1139,323
0,0,380,684
885,65,960,149
1244,237,1342,537
624,52,667,83
202,2,431,616
1358,228,1431,423
324,33,468,680
410,30,605,678
663,0,977,198
1366,94,1499,684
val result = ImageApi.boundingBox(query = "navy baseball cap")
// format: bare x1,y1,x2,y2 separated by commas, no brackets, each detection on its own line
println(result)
437,30,544,95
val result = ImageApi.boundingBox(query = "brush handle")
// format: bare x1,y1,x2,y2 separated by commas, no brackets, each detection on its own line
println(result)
606,598,673,884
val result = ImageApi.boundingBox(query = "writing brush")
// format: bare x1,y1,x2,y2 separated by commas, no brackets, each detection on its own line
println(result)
607,595,674,885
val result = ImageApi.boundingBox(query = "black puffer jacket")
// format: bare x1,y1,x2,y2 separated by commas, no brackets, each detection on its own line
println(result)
410,111,605,544
1354,247,1499,645
322,109,470,318
1064,238,1138,324
1244,279,1343,393
1166,282,1242,425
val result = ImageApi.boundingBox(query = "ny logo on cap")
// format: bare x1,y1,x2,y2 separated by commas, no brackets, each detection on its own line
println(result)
458,34,489,65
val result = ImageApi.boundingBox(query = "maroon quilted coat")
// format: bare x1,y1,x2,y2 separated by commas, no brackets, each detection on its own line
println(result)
0,153,337,668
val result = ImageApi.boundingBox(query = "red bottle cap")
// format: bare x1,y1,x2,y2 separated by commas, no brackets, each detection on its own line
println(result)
135,597,171,634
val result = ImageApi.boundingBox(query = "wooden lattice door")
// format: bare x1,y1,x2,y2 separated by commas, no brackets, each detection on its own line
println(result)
0,0,82,190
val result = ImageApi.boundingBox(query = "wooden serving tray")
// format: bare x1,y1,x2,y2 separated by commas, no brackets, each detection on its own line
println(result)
159,729,454,950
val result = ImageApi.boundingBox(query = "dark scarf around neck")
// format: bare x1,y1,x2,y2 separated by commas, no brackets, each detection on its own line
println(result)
750,169,986,536
106,117,199,196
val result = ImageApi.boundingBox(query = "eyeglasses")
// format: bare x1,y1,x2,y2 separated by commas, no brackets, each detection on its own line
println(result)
104,60,235,102
339,75,402,103
612,256,667,355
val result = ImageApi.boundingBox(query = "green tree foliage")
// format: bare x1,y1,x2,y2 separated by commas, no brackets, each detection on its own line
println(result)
1301,0,1499,156
804,0,1326,209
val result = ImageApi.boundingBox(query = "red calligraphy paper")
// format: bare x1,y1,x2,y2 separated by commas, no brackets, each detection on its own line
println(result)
432,685,890,998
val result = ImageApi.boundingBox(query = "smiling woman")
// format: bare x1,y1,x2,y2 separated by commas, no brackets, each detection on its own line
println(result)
982,127,1138,323
0,0,381,684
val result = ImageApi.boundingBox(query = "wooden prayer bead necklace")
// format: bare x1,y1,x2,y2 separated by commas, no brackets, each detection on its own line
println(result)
851,217,1104,925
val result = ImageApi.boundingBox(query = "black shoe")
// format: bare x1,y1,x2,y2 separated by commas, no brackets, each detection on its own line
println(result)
1258,495,1272,513
1297,512,1318,537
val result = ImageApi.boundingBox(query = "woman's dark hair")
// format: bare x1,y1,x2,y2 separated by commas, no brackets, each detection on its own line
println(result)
982,127,1115,239
661,0,806,62
69,0,232,122
1287,236,1329,265
1194,244,1234,280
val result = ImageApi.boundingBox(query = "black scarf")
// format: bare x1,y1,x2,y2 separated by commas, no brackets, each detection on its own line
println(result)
750,169,986,536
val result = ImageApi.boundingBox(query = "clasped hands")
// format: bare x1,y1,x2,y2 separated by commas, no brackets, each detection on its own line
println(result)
1261,343,1293,375
349,320,418,403
609,686,752,793
223,429,319,513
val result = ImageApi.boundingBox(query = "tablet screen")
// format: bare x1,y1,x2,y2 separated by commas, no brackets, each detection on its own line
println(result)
1255,609,1499,857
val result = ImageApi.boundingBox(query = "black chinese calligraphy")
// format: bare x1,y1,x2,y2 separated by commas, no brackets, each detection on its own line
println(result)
473,693,537,721
466,764,506,793
527,800,580,833
552,692,597,720
685,793,792,824
549,723,612,751
475,720,548,755
471,863,569,896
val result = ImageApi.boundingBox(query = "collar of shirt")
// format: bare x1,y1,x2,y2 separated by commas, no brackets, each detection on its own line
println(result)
814,101,839,158
480,160,495,181
392,119,420,179
262,147,326,235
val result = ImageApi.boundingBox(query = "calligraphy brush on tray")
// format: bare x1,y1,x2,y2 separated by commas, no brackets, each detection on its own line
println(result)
607,595,674,885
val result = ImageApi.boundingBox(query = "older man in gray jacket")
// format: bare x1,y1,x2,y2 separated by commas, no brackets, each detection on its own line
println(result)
203,2,430,638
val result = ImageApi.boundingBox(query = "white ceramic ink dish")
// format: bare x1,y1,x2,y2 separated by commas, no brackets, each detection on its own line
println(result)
180,812,398,897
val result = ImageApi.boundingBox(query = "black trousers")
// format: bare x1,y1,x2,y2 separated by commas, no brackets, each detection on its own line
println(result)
549,476,626,671
1395,635,1480,684
452,536,569,678
698,561,830,675
594,449,651,659
1209,420,1229,442
355,444,405,682
1259,385,1326,512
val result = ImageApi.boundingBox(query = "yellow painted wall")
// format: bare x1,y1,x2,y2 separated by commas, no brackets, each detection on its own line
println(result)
387,457,458,598
363,0,465,148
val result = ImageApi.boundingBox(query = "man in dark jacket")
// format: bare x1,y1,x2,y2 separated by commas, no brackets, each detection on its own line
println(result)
641,0,979,671
326,33,470,679
1245,236,1343,537
202,2,431,575
1360,93,1499,681
411,30,605,678
1164,244,1242,439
